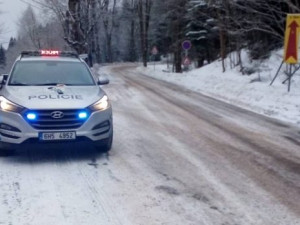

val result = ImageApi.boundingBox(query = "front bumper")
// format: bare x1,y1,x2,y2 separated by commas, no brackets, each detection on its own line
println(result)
0,108,112,148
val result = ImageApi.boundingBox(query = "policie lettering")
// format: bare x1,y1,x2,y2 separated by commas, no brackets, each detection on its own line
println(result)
28,95,83,100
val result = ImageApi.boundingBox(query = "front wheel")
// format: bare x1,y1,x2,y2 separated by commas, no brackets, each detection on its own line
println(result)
94,133,113,153
0,148,15,157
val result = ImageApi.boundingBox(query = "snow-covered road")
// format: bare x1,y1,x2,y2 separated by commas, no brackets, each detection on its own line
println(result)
1,64,300,225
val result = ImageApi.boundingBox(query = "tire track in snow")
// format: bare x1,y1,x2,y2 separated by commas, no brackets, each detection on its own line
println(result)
105,64,300,224
70,152,125,225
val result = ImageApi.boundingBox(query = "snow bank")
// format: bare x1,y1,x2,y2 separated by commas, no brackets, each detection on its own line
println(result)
137,50,300,126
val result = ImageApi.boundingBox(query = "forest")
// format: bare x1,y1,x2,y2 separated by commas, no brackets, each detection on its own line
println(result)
1,0,300,73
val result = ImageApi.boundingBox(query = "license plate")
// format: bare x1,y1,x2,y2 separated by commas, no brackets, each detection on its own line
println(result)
39,131,76,141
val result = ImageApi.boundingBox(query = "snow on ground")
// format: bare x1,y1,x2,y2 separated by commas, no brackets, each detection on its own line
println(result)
136,50,300,126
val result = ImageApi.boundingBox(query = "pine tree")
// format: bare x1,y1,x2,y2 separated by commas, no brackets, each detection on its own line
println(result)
185,0,219,67
167,0,189,73
0,45,6,69
8,37,17,49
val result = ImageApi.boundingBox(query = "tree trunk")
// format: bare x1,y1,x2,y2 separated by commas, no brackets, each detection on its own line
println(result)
129,20,136,61
138,0,146,66
91,0,101,63
138,0,153,67
220,28,226,73
174,45,182,73
66,0,87,54
102,0,117,63
217,2,226,73
107,34,113,63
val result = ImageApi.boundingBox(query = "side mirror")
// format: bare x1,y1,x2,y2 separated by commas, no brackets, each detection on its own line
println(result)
97,76,110,85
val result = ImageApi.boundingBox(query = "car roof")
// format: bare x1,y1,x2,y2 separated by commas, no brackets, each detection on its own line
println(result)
17,50,85,63
18,57,82,63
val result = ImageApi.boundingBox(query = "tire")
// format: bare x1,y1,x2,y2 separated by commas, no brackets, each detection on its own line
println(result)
94,132,113,153
0,148,15,157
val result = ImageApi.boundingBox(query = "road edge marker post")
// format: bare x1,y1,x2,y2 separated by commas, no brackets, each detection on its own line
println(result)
271,14,300,91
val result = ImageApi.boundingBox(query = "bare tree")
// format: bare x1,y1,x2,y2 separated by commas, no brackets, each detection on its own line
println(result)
98,0,118,63
90,0,101,63
18,6,42,49
121,0,138,62
18,0,300,71
0,3,4,41
64,0,87,53
137,0,153,67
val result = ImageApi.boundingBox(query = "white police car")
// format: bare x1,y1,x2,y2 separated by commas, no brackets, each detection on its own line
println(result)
0,50,113,155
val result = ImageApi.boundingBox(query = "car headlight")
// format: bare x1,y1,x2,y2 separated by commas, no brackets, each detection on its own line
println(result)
89,95,110,111
0,96,24,113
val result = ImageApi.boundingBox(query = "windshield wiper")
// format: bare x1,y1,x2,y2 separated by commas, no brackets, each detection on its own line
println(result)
35,83,65,86
10,83,31,86
62,84,88,86
10,83,89,86
45,83,92,86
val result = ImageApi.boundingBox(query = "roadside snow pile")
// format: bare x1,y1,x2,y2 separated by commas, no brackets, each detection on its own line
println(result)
137,50,300,126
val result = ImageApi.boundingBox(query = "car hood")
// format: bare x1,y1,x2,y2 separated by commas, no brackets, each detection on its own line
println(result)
2,86,104,109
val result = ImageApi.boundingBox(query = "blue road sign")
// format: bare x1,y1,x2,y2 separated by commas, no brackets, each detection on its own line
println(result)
182,40,192,50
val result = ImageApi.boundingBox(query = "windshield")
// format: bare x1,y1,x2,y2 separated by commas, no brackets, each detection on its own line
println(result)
8,61,96,86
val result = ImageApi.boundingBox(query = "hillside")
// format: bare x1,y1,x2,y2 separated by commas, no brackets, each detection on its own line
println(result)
137,50,300,126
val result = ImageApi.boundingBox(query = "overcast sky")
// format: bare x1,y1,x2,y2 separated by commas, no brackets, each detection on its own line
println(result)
0,0,29,47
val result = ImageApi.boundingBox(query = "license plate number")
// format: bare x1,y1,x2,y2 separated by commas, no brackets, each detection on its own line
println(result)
40,132,76,141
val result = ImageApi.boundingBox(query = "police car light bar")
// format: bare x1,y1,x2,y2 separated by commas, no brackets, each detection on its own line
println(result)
21,50,79,58
40,50,60,56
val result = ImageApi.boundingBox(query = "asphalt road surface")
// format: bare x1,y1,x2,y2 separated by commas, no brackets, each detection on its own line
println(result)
0,64,300,225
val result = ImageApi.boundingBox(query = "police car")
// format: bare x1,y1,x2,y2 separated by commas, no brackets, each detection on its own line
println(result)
0,50,113,155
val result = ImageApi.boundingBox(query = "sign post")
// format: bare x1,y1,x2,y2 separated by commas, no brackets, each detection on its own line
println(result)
182,40,192,56
271,14,300,91
182,40,192,71
284,14,300,64
151,46,158,70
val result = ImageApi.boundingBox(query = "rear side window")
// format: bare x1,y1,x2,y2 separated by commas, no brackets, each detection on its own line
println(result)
9,61,96,86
